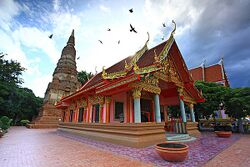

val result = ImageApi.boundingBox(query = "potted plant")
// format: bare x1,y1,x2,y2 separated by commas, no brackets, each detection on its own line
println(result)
214,124,232,138
155,142,189,162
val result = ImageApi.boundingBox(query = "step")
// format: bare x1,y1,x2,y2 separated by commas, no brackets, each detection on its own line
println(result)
27,123,58,129
166,133,196,143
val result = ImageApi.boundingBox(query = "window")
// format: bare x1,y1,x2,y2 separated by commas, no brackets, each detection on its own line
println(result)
92,104,100,123
115,102,124,122
69,110,73,122
78,108,84,122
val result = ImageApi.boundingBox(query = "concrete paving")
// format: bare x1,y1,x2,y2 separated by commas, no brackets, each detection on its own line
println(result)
0,127,249,167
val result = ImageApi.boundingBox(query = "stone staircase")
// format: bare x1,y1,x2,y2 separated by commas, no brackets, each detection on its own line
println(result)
27,115,60,129
166,133,196,143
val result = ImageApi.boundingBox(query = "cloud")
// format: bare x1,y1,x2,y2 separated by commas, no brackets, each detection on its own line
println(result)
13,26,60,64
53,0,61,12
99,5,111,13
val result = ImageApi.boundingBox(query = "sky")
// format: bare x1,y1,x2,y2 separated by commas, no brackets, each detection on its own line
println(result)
0,0,250,98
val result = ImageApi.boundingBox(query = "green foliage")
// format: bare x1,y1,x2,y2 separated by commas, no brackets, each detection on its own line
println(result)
194,81,229,119
77,70,93,85
20,119,30,126
224,88,250,119
0,116,12,130
0,53,25,85
0,53,43,125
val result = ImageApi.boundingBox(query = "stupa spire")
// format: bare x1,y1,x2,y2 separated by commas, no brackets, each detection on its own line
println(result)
67,29,75,46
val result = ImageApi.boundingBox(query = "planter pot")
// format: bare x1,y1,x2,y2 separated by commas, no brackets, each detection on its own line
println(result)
0,130,3,138
215,131,232,138
155,143,189,162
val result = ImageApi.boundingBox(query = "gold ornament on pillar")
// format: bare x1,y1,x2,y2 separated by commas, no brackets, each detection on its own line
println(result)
132,87,142,99
105,96,111,104
189,103,194,109
177,87,184,96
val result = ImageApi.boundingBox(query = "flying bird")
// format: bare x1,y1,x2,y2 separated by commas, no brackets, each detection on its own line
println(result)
129,24,137,33
129,8,133,13
107,28,111,31
77,57,80,60
98,40,103,44
118,40,120,44
48,34,53,39
161,37,164,40
162,23,166,27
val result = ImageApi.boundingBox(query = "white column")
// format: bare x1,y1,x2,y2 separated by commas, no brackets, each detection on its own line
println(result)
154,94,161,123
190,103,195,122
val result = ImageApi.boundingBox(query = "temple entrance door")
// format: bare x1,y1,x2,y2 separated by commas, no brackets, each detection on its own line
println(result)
92,104,100,123
69,110,73,122
115,102,124,123
141,99,152,122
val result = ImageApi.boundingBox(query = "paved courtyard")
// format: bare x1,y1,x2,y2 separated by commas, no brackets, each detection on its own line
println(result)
0,127,249,167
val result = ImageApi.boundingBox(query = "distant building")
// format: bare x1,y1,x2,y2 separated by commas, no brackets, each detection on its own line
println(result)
189,59,230,87
189,59,230,119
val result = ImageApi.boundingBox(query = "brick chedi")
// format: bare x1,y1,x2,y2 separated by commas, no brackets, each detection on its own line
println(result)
27,30,80,128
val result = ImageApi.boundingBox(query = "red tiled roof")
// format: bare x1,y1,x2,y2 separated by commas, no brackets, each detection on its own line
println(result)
68,38,203,102
189,67,203,81
205,64,223,82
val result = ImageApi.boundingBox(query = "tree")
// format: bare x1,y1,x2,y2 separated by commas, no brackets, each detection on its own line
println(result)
224,88,250,133
77,70,93,85
194,81,229,119
0,53,25,85
0,53,43,125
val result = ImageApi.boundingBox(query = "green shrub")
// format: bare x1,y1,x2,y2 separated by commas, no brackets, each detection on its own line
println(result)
0,116,12,130
20,119,30,126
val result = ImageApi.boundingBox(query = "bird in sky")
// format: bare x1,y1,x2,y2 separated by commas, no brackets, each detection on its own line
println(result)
161,37,164,40
162,23,166,27
129,8,133,13
48,34,53,39
118,40,120,44
77,57,80,60
98,40,103,44
107,28,111,31
130,24,137,33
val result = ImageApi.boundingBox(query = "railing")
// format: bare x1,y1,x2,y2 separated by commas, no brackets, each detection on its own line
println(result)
164,119,187,134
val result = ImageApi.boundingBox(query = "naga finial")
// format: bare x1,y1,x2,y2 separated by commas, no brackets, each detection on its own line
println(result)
102,66,107,78
146,32,150,43
171,20,176,36
125,60,130,70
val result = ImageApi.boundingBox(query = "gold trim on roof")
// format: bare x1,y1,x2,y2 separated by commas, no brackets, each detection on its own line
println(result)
102,21,177,80
159,20,176,61
102,32,150,80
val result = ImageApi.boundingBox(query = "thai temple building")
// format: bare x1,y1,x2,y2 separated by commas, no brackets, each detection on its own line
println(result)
189,59,230,119
28,30,81,128
189,59,230,87
56,22,204,147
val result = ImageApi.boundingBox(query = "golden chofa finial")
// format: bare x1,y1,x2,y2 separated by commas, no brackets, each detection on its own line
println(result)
171,20,176,36
146,32,150,43
124,60,130,70
102,66,107,79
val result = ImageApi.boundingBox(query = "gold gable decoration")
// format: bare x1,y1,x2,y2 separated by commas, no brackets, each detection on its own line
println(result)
159,20,176,61
102,33,150,80
129,75,161,95
102,21,177,80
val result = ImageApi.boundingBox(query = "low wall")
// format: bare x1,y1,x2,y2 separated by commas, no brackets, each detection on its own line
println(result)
187,122,200,137
58,122,165,148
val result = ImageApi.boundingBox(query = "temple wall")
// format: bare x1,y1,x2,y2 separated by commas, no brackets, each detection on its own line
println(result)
110,92,127,123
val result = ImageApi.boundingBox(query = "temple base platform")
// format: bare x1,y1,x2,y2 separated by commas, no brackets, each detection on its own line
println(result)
27,103,61,129
58,122,166,148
